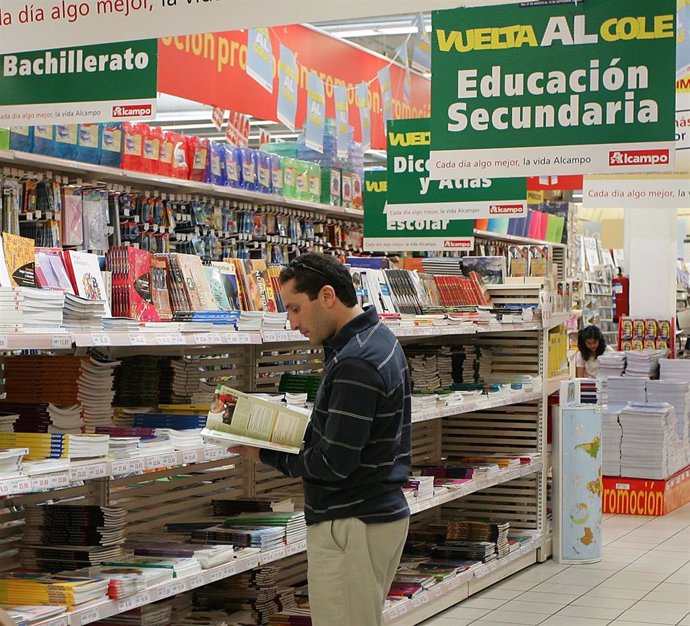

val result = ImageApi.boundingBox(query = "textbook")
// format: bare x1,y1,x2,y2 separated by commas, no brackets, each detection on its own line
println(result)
201,385,310,454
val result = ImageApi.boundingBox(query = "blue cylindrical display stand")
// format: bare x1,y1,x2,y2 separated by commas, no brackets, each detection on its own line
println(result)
554,404,603,563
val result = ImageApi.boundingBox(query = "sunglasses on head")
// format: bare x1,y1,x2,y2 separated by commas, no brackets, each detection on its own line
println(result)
289,259,332,280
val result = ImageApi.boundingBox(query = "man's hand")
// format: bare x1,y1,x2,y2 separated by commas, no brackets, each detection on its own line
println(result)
228,445,262,463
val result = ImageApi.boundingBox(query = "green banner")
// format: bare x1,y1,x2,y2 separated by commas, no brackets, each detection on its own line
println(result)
429,0,677,178
386,117,527,221
0,39,157,125
364,169,475,252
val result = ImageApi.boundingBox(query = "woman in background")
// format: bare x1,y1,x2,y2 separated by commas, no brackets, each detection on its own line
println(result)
575,325,612,378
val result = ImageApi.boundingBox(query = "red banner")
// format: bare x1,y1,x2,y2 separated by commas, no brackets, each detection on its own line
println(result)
158,26,430,150
527,176,584,191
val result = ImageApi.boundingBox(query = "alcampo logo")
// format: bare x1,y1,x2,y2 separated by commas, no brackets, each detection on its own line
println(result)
444,239,472,248
489,204,524,215
112,104,153,118
609,149,670,167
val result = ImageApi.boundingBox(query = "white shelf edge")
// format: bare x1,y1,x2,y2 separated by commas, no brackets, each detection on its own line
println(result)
382,537,543,624
474,229,566,248
411,389,542,424
0,445,231,498
407,461,543,516
0,316,571,350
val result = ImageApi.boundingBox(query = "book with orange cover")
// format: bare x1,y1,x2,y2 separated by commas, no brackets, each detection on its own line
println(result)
2,232,35,287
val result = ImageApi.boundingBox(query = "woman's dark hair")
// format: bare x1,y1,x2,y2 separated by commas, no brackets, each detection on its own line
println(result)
578,325,606,360
279,253,358,307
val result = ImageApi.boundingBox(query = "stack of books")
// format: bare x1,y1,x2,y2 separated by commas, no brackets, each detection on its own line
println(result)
212,497,296,517
660,358,690,382
0,403,81,434
619,403,684,479
22,289,65,330
20,506,126,572
103,553,202,578
0,287,24,331
65,434,110,459
193,525,284,551
446,520,510,558
646,380,690,441
0,412,18,432
160,429,204,450
1,356,81,406
431,540,497,563
103,318,141,331
606,377,647,408
3,605,68,626
602,407,623,476
0,447,28,478
624,349,667,378
75,564,173,599
596,353,627,404
79,358,119,432
132,543,236,569
114,356,164,407
0,573,109,608
0,432,68,461
61,294,108,331
237,310,264,332
195,565,297,625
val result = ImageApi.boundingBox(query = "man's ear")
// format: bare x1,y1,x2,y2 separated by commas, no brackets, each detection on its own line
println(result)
320,284,338,308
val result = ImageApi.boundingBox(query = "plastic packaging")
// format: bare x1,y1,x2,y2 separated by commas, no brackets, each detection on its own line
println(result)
33,125,56,157
225,145,242,188
76,124,101,164
0,127,8,151
82,189,110,252
121,122,144,171
294,159,310,202
142,125,162,174
239,148,258,191
99,122,123,167
187,136,211,182
171,133,189,179
270,153,284,196
9,126,33,152
209,141,227,186
54,124,78,160
283,158,298,198
307,162,321,203
257,151,272,195
158,130,175,178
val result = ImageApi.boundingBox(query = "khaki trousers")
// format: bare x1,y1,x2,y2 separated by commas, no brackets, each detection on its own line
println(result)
306,516,410,626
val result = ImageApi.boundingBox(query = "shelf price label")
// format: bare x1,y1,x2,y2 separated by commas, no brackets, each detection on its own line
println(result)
80,608,100,625
146,453,177,470
188,573,205,588
71,463,108,481
208,563,236,582
117,591,151,612
91,333,112,346
260,547,285,564
182,450,199,464
52,334,72,349
129,333,148,346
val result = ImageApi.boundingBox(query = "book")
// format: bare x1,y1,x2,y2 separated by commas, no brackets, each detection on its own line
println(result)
64,251,111,316
150,256,173,321
202,385,310,454
106,247,159,322
460,256,505,285
528,245,550,278
251,260,278,313
35,248,74,293
208,261,241,311
2,232,35,288
175,254,218,312
508,246,530,278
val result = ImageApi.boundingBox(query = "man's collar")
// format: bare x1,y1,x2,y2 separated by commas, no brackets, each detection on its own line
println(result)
323,306,378,352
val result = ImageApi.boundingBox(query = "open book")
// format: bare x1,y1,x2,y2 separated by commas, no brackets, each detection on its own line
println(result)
201,385,310,454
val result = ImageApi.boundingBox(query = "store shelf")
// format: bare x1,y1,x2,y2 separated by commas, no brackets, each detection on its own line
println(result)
42,540,305,626
0,445,231,498
407,461,542,515
0,150,364,222
72,330,261,348
383,537,543,625
474,229,565,248
411,388,543,425
547,374,570,395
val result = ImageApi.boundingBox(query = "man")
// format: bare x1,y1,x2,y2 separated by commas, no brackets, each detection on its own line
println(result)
232,253,411,626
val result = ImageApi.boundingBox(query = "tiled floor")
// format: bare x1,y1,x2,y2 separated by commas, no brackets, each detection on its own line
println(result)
422,503,690,626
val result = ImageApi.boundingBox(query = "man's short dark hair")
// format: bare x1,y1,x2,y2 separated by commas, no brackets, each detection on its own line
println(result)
279,253,358,307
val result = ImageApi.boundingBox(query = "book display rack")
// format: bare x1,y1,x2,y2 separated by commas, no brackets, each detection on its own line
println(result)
0,150,569,626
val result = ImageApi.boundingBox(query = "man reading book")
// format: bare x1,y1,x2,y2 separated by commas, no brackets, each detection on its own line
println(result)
232,253,411,626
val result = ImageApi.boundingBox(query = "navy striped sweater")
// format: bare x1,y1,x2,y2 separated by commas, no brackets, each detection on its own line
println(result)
260,306,412,525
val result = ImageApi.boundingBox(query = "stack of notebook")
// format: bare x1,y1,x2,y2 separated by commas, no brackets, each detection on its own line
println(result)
79,358,119,432
0,432,68,461
20,505,126,572
61,294,108,331
0,573,109,608
0,447,28,478
132,543,236,569
446,520,510,558
624,350,667,378
605,377,647,408
646,380,690,442
602,407,623,476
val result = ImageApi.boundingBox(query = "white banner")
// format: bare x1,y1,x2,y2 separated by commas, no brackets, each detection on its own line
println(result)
583,175,690,209
429,141,676,179
385,199,527,221
0,0,514,55
363,236,475,252
0,98,155,125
